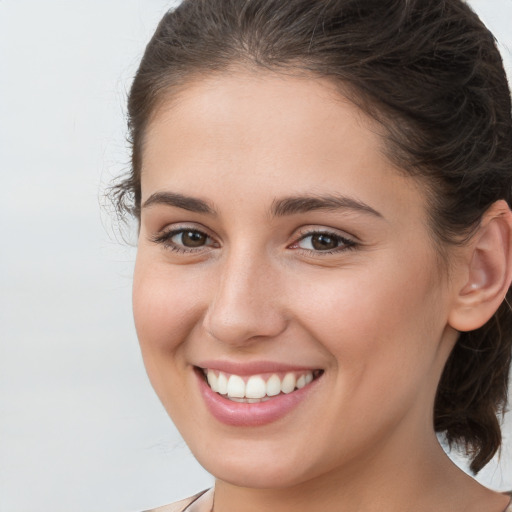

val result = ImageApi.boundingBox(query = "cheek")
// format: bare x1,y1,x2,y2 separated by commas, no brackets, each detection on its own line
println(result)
132,253,205,358
131,253,209,421
291,256,447,388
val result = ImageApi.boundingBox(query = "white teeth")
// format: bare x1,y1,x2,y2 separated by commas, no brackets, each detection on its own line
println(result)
281,373,296,394
207,370,218,392
204,369,317,399
296,375,306,389
229,397,248,403
266,374,281,397
217,372,228,394
227,375,245,398
229,397,272,403
245,375,267,399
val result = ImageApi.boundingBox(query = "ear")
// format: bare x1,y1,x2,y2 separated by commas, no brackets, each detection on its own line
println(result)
448,200,512,332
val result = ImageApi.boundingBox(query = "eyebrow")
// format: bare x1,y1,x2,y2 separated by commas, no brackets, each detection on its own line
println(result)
270,194,383,218
142,191,216,215
142,191,383,219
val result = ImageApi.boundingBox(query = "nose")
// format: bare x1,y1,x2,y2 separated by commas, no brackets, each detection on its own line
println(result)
202,249,288,346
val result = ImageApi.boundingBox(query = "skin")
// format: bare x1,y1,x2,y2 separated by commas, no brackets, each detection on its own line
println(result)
133,71,511,512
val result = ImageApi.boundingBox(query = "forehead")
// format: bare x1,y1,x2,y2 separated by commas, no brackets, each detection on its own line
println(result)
141,71,427,225
144,71,376,165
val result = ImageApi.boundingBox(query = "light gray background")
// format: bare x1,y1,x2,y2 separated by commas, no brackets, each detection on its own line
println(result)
0,1,511,511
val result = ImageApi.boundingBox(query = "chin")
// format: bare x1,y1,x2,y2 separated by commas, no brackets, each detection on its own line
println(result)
200,455,309,489
189,435,327,490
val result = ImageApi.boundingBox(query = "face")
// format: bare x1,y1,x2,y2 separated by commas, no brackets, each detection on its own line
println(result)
133,71,459,489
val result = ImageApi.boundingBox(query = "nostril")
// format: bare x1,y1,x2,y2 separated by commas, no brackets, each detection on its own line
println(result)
201,267,288,345
203,305,288,346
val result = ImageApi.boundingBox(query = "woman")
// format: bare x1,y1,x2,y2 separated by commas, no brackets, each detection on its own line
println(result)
112,0,512,510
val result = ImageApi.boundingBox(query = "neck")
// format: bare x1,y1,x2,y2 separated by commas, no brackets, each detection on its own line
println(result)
212,429,501,512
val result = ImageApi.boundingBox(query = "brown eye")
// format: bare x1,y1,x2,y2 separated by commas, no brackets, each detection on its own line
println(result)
310,233,339,250
173,230,208,248
151,226,218,253
295,231,356,253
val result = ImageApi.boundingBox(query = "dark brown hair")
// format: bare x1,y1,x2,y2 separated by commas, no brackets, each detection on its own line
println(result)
113,0,512,473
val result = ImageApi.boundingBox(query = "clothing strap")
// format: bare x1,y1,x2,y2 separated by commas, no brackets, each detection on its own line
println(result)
146,489,511,512
143,490,209,512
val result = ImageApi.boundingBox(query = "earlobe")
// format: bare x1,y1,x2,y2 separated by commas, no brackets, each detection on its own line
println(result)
449,200,512,332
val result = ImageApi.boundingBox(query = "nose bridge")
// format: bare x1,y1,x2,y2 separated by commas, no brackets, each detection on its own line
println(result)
203,244,286,345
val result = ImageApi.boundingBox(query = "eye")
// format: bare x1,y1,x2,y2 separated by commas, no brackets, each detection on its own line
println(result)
171,230,209,248
151,227,218,253
292,230,356,253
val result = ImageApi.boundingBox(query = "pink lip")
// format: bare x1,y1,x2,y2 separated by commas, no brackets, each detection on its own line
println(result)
194,366,322,427
196,360,318,376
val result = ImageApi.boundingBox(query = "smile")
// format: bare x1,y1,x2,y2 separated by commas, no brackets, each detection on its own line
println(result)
202,369,322,403
195,362,324,426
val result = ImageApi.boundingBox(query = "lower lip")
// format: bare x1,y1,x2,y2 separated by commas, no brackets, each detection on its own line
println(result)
195,369,321,427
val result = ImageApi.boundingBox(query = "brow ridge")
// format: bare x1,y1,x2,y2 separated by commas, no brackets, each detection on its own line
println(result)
142,191,216,215
142,191,382,219
270,194,382,218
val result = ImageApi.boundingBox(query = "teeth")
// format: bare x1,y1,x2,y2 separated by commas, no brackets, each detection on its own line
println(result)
217,372,228,394
229,397,272,403
245,375,267,399
266,374,281,397
296,375,306,389
207,370,218,391
227,375,245,398
204,369,318,399
229,397,249,403
281,373,296,394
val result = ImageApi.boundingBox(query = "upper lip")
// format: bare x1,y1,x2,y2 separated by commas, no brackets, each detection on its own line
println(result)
195,360,322,376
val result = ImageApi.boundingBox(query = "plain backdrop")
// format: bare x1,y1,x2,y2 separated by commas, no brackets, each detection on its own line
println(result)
0,1,511,511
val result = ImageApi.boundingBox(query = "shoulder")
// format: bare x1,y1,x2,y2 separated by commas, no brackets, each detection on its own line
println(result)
503,491,512,512
143,490,210,512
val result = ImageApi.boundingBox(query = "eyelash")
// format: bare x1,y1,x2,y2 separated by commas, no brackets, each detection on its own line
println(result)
150,227,357,255
150,227,216,254
293,230,357,255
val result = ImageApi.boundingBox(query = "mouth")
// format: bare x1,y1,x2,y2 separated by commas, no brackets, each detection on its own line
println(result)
198,367,324,403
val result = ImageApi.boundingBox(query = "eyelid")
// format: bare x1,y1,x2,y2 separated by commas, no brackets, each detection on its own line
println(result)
294,225,357,242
